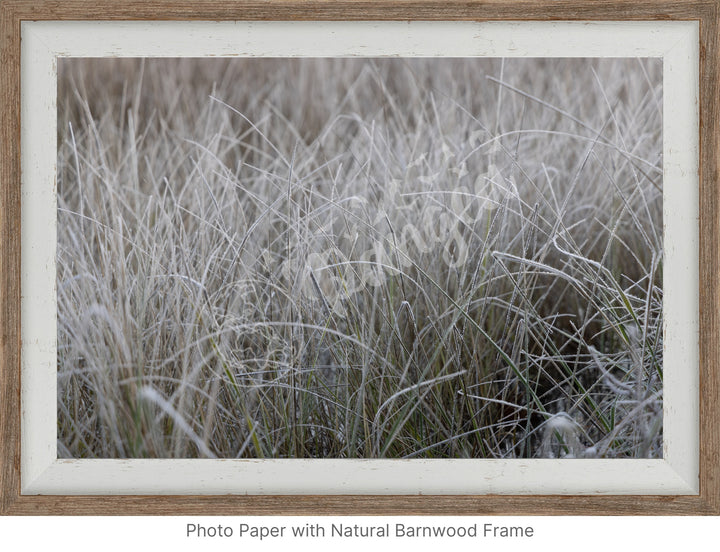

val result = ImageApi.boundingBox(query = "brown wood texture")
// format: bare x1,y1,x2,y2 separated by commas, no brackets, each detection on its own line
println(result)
0,0,22,518
698,0,720,517
0,0,716,21
1,0,719,516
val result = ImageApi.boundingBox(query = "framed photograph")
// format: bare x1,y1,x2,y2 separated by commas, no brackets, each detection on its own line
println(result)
1,1,718,515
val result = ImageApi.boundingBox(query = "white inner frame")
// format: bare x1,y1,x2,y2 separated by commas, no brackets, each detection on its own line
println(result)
20,21,699,495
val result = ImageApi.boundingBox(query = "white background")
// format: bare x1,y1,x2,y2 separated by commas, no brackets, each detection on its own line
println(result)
0,516,717,550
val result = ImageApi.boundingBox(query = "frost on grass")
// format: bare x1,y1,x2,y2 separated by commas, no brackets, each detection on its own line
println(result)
57,58,663,459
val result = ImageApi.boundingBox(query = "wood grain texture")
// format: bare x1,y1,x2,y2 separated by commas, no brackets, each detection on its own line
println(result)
2,493,719,516
1,0,719,516
0,0,717,21
0,0,22,517
698,0,720,516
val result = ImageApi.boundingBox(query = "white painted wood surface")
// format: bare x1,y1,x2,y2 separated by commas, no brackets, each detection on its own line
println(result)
21,20,699,495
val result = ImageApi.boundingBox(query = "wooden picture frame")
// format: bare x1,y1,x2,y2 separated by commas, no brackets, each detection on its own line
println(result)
1,0,718,515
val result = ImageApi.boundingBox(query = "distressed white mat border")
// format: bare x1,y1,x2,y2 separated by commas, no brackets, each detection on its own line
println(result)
21,21,699,495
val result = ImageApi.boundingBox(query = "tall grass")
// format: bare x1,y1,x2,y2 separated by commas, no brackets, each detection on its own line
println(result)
57,58,663,459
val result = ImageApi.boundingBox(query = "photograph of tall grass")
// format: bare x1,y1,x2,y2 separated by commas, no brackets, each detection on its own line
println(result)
57,57,663,459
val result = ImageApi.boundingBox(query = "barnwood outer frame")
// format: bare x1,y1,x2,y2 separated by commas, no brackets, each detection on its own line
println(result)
1,0,718,516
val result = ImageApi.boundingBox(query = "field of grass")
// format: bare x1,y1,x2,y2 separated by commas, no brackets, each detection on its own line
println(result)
57,57,663,459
